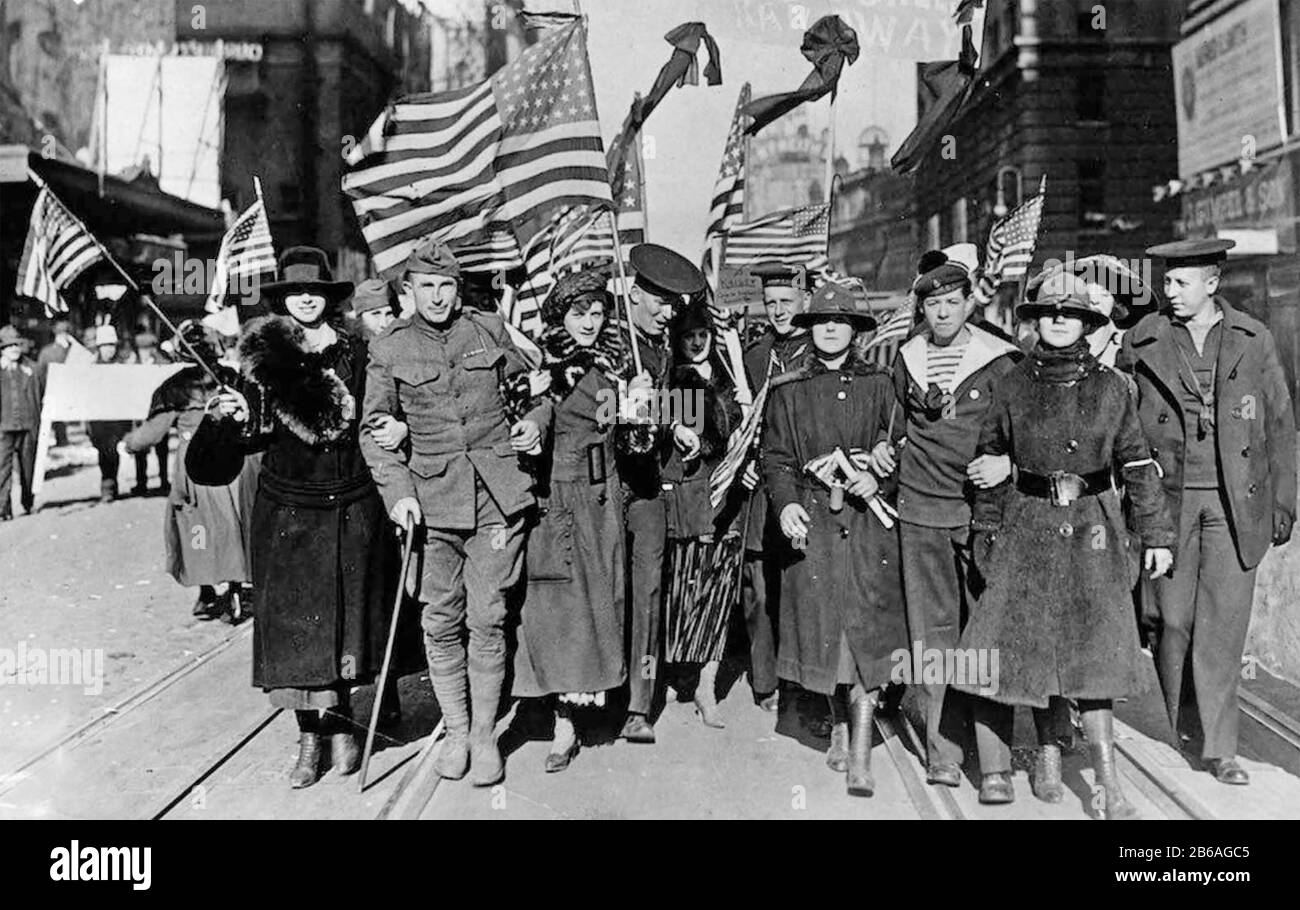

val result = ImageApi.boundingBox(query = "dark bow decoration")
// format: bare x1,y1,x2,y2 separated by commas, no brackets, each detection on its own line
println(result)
890,24,979,173
743,15,859,137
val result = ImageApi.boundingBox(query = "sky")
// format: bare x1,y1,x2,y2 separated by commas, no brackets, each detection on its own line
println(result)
521,0,978,253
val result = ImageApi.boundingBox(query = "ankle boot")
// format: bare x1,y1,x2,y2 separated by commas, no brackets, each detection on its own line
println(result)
1032,744,1065,803
468,666,505,787
693,661,725,729
545,704,580,773
430,673,470,780
329,710,362,776
846,691,877,797
289,712,323,788
1082,708,1138,820
99,479,117,503
825,690,849,772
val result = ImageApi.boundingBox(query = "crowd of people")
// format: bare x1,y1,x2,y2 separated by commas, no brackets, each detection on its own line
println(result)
3,229,1295,819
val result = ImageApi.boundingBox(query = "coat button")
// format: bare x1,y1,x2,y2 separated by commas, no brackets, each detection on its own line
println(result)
1242,446,1250,458
1151,447,1159,459
969,389,980,399
1065,439,1079,453
1231,408,1242,418
1059,522,1074,537
839,528,849,539
1248,483,1258,496
1158,413,1169,424
836,390,847,401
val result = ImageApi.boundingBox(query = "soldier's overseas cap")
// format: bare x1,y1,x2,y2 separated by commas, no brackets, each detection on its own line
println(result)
629,243,706,297
1016,270,1109,328
404,237,462,279
350,278,395,316
1145,238,1235,267
913,262,972,302
792,281,877,331
751,261,798,288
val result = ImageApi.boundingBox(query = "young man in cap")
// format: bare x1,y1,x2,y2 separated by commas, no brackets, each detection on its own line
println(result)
350,278,398,341
738,261,811,712
868,261,1021,801
0,326,44,520
619,242,707,743
1119,238,1296,785
362,238,551,785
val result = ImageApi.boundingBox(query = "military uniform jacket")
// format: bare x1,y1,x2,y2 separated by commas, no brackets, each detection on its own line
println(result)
1117,299,1296,569
741,330,809,551
362,309,552,530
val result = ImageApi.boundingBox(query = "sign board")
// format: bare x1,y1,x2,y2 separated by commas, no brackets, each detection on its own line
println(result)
717,265,762,311
32,363,187,496
0,145,29,183
1181,155,1294,245
1172,0,1287,177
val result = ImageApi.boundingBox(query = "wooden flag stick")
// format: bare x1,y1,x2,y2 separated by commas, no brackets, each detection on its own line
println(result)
606,206,643,375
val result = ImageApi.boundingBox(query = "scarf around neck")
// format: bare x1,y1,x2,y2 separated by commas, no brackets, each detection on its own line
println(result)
1028,337,1098,384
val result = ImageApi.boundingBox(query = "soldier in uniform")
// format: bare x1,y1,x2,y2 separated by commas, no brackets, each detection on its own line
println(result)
739,262,810,711
361,239,551,786
1119,238,1296,786
868,262,1021,801
618,243,707,744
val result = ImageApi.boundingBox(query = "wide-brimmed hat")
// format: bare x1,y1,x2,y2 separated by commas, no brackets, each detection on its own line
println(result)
259,247,354,313
1017,271,1110,328
792,281,877,331
1033,254,1157,322
0,325,24,349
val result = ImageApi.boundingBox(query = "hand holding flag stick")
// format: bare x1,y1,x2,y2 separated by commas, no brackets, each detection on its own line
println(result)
802,447,898,529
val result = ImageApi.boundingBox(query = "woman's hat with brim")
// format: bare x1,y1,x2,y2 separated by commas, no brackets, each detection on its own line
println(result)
1065,254,1157,321
792,281,877,331
1017,270,1110,328
259,246,354,313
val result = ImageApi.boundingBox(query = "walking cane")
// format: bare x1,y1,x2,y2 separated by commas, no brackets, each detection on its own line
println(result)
359,513,417,792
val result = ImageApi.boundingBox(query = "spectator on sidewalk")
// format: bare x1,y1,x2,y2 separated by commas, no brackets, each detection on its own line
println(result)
1,325,45,520
128,330,171,496
38,317,75,446
87,324,135,503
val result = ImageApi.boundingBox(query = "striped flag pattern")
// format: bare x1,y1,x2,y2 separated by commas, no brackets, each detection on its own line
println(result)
205,199,276,311
16,187,105,315
721,203,830,273
701,83,751,288
507,205,608,337
862,295,918,368
973,191,1046,305
344,20,612,277
451,230,523,274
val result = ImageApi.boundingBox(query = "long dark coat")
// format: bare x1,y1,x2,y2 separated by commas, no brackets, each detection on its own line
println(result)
1117,299,1296,569
186,317,393,691
956,349,1176,708
761,353,907,695
513,365,627,697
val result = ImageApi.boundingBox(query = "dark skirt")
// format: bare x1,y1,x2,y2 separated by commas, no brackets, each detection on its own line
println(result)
664,534,744,663
250,470,394,692
512,478,627,698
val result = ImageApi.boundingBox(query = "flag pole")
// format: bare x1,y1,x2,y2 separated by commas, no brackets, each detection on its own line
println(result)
27,169,225,386
606,206,643,375
824,90,837,207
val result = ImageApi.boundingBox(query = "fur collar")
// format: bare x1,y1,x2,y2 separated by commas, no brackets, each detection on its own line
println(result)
238,315,354,445
538,321,633,402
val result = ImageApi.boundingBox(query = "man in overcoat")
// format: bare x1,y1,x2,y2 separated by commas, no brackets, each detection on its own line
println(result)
1118,238,1295,785
0,326,44,520
362,239,551,786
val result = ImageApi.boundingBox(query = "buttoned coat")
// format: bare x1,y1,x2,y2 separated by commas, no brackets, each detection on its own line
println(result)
1117,299,1296,569
742,330,809,551
361,309,551,530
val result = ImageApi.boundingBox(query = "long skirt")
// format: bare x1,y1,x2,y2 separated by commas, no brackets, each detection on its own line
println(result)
664,534,744,663
162,433,252,587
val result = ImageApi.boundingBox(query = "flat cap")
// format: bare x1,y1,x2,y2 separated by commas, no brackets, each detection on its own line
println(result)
351,278,395,316
913,263,971,301
1145,238,1235,267
405,237,462,279
629,243,706,296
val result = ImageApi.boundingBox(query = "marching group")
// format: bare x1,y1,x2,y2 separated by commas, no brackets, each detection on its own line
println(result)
3,227,1294,819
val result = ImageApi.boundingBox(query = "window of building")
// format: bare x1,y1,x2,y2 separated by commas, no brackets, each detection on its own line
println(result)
1078,159,1107,229
926,213,941,250
1076,73,1106,122
951,197,968,243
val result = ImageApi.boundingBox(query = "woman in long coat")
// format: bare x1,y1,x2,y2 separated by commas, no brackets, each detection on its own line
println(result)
955,271,1174,819
762,283,907,797
124,321,254,621
660,301,745,729
186,247,399,789
512,269,633,772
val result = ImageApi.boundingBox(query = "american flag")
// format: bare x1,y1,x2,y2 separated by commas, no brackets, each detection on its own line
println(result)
701,83,751,288
16,187,105,316
973,191,1045,304
205,199,276,311
862,295,917,368
344,20,612,277
722,203,830,273
507,205,611,337
451,230,523,274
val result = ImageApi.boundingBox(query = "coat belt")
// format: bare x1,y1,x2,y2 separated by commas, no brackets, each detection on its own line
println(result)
259,468,376,509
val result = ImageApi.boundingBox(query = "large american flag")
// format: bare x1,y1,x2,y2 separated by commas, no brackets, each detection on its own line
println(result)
701,83,751,288
862,295,917,367
507,205,611,337
973,191,1045,304
205,199,276,311
15,187,105,316
721,203,830,272
344,19,612,277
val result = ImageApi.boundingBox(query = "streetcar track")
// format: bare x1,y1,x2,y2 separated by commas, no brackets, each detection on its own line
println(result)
152,708,283,819
1239,688,1300,752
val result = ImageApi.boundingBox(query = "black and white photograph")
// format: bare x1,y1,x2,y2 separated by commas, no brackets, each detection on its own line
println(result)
0,0,1297,886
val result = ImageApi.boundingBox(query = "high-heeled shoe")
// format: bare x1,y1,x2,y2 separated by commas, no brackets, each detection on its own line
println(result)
545,713,580,773
693,662,725,729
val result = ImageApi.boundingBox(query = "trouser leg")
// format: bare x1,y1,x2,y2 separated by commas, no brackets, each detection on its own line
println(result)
16,429,36,512
420,526,470,722
1153,490,1206,749
900,521,967,768
0,431,16,516
155,440,170,489
971,697,1013,774
625,494,665,715
741,552,778,696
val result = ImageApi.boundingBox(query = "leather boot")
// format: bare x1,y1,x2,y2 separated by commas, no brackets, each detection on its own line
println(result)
468,666,504,787
846,690,877,797
99,479,117,503
289,712,323,789
1082,708,1138,820
1032,744,1065,804
430,673,470,780
693,660,725,729
825,690,849,773
329,709,361,776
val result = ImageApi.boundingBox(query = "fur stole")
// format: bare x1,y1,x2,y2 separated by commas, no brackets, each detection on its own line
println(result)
237,316,355,445
538,321,634,403
667,358,737,463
